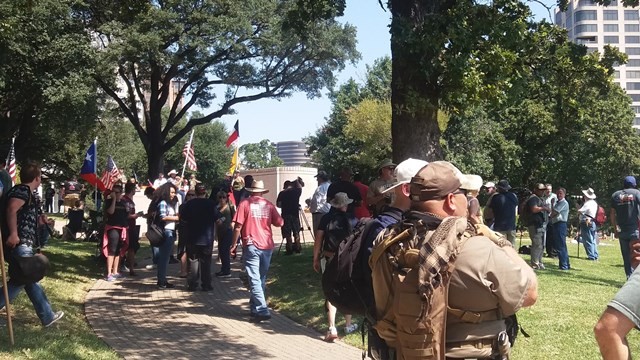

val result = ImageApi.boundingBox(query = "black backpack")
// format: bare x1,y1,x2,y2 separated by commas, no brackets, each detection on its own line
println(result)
322,217,376,317
322,211,353,254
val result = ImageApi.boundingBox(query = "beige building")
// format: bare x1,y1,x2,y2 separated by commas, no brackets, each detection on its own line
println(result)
240,166,319,210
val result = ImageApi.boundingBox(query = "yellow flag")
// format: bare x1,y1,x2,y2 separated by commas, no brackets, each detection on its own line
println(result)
228,146,238,174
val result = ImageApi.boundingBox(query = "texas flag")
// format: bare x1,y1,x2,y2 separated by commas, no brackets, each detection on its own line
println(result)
80,142,106,192
225,120,239,148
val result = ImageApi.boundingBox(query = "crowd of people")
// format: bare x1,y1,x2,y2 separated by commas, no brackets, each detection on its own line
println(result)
3,157,640,359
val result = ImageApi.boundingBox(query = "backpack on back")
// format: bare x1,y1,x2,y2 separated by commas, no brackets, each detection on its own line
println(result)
369,215,472,359
594,205,607,226
322,211,353,254
517,194,536,226
321,217,376,317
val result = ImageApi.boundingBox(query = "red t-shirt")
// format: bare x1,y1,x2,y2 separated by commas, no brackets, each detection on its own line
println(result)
233,195,284,250
354,181,371,219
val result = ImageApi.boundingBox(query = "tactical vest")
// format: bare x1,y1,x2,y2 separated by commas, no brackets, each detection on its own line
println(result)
370,214,512,360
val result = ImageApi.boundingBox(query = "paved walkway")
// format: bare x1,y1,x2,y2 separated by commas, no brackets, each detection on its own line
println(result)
84,242,362,359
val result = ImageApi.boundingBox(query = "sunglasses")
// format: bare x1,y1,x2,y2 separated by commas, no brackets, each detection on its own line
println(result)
452,188,468,197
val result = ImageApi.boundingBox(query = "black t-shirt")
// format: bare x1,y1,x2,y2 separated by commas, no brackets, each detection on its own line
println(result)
526,195,545,227
327,181,362,214
489,192,518,231
5,184,38,247
318,209,357,253
277,188,302,216
180,198,220,246
104,199,129,227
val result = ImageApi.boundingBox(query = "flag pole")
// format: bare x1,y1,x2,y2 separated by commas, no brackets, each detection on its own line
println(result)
94,138,98,209
0,135,16,345
180,129,194,179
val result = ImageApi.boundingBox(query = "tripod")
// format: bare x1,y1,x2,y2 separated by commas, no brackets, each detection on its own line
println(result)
277,207,316,255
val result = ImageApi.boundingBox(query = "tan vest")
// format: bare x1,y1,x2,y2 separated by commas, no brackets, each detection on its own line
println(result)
370,218,514,360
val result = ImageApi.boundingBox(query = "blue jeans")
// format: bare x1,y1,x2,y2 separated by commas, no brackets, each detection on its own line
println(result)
619,230,638,278
243,245,272,316
157,230,176,284
151,245,159,265
218,228,233,274
553,221,570,270
581,221,599,260
0,245,55,325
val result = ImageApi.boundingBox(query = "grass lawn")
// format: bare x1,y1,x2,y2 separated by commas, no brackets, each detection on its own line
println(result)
0,238,119,360
267,233,640,359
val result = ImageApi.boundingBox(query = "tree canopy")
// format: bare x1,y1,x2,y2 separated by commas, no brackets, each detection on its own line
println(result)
77,0,359,179
239,140,284,169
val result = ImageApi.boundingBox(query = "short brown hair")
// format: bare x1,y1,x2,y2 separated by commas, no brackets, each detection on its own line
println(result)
20,161,41,183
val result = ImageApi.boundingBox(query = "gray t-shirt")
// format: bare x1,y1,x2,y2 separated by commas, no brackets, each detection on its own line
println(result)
612,188,640,233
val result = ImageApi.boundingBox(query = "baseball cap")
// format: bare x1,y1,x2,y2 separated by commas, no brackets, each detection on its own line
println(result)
409,161,472,201
381,158,429,194
195,183,206,195
484,181,496,188
460,174,483,191
535,183,546,191
624,175,637,188
314,171,329,180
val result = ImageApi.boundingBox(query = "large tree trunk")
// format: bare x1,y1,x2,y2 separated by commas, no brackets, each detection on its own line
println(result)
145,113,165,182
389,0,444,163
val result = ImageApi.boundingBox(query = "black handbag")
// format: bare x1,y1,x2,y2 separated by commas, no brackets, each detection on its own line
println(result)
146,212,165,247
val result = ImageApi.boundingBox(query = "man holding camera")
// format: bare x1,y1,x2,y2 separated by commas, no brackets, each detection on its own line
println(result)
276,177,304,254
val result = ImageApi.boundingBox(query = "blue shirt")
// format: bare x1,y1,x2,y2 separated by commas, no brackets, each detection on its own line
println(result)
552,198,569,224
612,188,640,233
488,192,518,231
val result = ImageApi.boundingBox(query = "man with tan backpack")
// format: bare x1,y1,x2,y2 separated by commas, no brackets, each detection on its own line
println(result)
370,161,538,359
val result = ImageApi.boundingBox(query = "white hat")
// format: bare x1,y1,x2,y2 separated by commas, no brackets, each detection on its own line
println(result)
484,181,495,188
381,158,429,194
246,180,269,194
461,175,483,192
582,188,596,199
168,169,178,176
330,192,353,208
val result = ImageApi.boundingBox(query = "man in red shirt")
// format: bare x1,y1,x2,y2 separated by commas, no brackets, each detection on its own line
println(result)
231,180,284,322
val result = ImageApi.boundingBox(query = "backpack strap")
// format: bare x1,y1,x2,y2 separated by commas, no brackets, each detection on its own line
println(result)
368,227,413,270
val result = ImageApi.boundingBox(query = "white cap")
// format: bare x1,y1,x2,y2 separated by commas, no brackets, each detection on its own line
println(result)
461,175,483,191
381,158,429,194
484,181,495,188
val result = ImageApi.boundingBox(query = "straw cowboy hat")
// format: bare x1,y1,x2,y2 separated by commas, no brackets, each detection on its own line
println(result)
582,188,596,199
246,180,269,194
330,192,353,208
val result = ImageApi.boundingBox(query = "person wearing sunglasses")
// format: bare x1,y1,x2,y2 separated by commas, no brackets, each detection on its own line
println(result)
367,159,397,217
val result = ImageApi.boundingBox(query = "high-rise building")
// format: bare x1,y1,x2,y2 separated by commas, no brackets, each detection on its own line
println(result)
555,1,640,127
276,141,310,166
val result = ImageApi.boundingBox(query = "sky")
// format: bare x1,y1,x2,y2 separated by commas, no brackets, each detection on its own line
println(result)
214,1,556,146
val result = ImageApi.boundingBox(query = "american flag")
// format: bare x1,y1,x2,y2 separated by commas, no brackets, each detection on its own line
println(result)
100,156,120,190
6,139,16,186
183,139,197,171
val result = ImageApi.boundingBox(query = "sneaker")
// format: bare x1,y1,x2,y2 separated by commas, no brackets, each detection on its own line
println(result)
215,271,231,278
112,273,125,279
324,326,338,342
250,313,272,323
201,285,214,292
145,264,157,270
122,265,130,272
157,282,175,289
344,323,358,334
106,275,117,282
44,311,64,327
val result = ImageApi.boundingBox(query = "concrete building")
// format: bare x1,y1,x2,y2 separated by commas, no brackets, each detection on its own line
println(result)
240,166,318,211
555,1,640,127
276,141,311,166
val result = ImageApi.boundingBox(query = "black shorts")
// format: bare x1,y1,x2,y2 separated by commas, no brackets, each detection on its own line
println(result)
281,214,301,239
128,225,141,253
